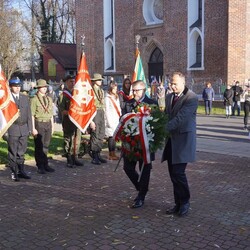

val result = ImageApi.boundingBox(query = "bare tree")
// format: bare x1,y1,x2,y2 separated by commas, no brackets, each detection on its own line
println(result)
23,0,76,43
0,3,26,79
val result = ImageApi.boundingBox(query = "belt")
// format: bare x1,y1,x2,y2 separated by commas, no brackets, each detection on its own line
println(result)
14,122,26,126
35,119,51,122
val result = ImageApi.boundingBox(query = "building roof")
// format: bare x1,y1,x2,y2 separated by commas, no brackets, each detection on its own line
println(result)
43,43,77,69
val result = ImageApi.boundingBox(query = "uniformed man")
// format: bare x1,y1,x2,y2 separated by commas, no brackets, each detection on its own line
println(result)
89,73,107,165
7,77,32,181
58,75,83,168
31,79,55,174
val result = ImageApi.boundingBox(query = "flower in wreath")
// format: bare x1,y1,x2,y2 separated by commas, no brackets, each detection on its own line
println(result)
113,103,168,162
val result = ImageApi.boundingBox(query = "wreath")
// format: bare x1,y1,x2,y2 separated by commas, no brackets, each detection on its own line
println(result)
114,103,168,162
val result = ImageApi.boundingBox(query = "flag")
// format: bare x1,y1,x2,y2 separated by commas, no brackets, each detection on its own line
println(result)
0,65,19,138
132,48,147,84
68,52,96,133
131,48,149,95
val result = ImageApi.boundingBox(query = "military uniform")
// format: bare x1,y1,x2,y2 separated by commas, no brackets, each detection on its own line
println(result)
90,73,107,165
31,79,54,174
58,87,83,167
7,78,32,181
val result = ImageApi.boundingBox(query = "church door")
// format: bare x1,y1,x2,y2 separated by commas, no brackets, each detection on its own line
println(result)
148,48,163,82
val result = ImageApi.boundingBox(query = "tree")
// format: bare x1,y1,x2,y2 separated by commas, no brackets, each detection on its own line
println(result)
23,0,76,43
0,2,26,79
21,0,76,77
0,0,76,79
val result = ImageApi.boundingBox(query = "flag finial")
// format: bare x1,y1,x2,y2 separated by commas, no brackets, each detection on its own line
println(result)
81,35,85,50
135,34,141,48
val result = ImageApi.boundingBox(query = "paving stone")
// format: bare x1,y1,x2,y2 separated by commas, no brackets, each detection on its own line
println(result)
1,115,250,249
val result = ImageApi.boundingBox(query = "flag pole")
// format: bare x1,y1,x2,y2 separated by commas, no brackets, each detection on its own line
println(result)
73,34,85,159
113,151,124,172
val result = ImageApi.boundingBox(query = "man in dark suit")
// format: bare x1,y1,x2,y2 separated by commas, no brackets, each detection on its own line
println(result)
123,80,157,208
162,72,198,216
7,77,32,181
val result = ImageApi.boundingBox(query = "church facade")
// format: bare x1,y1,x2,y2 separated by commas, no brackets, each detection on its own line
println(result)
75,0,250,93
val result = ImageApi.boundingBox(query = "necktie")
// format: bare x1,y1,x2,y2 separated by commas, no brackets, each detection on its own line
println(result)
14,95,19,107
172,95,179,107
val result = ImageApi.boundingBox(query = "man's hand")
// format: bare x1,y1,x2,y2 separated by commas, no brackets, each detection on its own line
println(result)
89,121,96,131
32,128,38,137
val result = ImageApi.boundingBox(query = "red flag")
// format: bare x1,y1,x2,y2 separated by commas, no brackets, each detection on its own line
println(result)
68,52,96,133
0,65,19,138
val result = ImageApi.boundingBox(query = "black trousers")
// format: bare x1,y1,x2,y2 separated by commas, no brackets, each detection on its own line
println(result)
34,121,52,168
166,139,190,205
123,157,152,201
8,135,28,168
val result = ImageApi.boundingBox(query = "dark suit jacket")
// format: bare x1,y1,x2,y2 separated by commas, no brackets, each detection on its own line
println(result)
162,87,198,164
8,93,32,136
123,95,157,115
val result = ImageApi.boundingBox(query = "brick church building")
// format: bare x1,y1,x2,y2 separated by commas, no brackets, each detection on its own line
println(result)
75,0,250,93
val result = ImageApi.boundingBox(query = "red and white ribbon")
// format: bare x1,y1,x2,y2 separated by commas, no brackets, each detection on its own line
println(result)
113,105,151,164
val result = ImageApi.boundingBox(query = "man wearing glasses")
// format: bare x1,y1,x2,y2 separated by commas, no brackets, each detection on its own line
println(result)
123,80,157,208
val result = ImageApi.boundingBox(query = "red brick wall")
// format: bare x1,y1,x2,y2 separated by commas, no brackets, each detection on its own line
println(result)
228,0,250,85
75,0,104,76
75,0,250,93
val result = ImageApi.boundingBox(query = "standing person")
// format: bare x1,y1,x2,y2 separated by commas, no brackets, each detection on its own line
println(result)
242,85,250,130
232,81,243,116
31,79,55,174
89,73,107,165
7,77,32,181
118,78,132,114
123,80,157,208
104,81,121,160
202,82,215,115
58,75,83,168
162,72,198,216
56,82,64,123
223,85,234,118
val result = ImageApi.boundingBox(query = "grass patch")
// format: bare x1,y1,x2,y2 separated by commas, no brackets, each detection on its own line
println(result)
197,105,225,115
0,132,64,165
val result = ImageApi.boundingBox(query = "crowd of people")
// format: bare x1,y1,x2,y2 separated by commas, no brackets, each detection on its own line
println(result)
201,80,249,130
222,81,249,130
7,71,249,217
4,71,198,218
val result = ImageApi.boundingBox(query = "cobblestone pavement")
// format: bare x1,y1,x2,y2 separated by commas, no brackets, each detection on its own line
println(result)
0,150,249,250
0,114,250,249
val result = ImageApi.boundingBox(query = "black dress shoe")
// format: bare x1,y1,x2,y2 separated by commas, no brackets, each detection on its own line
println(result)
166,205,180,215
44,166,55,172
131,199,144,208
178,202,190,217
